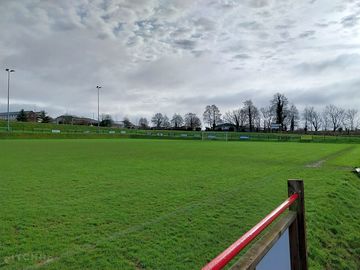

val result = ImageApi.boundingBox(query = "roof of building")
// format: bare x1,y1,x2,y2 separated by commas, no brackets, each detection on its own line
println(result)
0,111,41,116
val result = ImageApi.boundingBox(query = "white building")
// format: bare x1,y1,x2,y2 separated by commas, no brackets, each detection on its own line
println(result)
0,112,18,121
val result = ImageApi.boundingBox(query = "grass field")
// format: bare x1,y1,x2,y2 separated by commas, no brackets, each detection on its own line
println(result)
0,139,359,269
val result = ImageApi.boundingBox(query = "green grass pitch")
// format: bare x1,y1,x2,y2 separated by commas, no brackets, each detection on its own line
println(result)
0,139,359,269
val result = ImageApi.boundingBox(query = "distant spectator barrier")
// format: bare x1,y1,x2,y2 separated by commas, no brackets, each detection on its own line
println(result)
1,121,360,144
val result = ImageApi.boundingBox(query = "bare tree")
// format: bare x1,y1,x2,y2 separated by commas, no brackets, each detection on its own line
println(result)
224,109,246,131
162,115,171,129
344,109,358,131
138,117,149,129
323,104,345,132
16,109,28,122
307,107,322,132
151,113,164,128
322,110,330,131
100,114,113,127
270,93,289,130
254,113,261,131
260,106,272,131
123,117,133,129
302,107,311,132
39,110,52,123
242,100,258,132
203,104,222,130
287,104,299,132
184,113,201,130
171,114,184,129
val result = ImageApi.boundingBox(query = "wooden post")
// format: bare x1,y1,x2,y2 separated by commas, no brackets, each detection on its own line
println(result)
288,180,308,270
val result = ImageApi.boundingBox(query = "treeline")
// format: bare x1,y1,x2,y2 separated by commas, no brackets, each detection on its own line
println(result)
131,92,359,133
13,92,359,134
129,113,202,131
16,109,52,123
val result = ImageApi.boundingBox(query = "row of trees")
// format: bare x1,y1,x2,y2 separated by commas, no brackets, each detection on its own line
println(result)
201,94,300,132
202,93,359,132
14,93,356,133
203,93,359,132
138,112,202,130
138,93,358,133
16,109,52,123
303,105,358,132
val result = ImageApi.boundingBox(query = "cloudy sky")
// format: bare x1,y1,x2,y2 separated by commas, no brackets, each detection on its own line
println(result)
1,0,360,122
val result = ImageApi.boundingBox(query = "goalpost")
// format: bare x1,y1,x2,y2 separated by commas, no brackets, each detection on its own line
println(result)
201,132,229,142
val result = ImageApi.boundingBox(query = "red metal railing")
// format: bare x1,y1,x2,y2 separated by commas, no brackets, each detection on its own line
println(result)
202,193,299,270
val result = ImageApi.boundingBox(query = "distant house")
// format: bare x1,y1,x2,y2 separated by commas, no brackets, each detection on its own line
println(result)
27,111,41,122
0,111,41,122
215,123,237,131
113,121,137,129
112,121,125,128
54,115,98,126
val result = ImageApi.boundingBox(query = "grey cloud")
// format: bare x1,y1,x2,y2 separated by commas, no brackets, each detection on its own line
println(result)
295,54,360,74
244,0,269,8
191,33,203,39
135,19,158,29
314,22,329,28
1,0,360,120
125,56,194,89
75,6,88,20
101,14,111,22
238,21,263,30
173,39,197,50
290,79,360,108
257,10,271,17
191,50,209,57
170,27,192,38
221,44,247,56
275,24,290,30
134,19,163,37
257,32,269,40
126,35,139,46
210,0,239,10
113,22,125,35
301,43,360,51
233,54,251,59
341,14,360,27
298,30,315,39
280,31,291,40
274,19,296,30
176,89,273,111
194,17,216,31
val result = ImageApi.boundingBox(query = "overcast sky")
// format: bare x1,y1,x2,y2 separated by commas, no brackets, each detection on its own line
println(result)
1,0,360,122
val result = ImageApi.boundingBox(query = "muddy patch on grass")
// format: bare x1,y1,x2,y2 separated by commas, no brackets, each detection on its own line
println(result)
306,159,326,168
35,257,59,267
305,146,354,168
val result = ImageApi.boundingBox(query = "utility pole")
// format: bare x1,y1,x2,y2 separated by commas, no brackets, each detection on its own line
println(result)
96,85,102,133
5,68,15,132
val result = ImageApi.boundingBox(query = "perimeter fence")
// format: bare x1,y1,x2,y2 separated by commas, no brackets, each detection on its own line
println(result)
1,126,360,144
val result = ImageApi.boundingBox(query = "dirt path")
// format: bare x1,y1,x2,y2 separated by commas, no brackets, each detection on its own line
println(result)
305,146,354,168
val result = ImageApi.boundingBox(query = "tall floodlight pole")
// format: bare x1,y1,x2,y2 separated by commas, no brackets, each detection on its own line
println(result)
96,85,102,132
5,68,15,132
